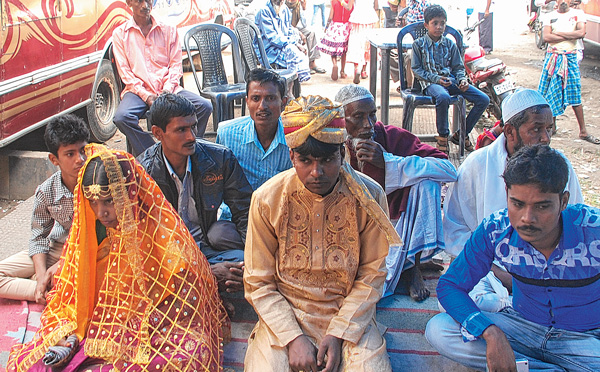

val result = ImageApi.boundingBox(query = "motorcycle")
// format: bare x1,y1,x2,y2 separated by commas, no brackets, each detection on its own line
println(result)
530,0,556,49
463,17,515,120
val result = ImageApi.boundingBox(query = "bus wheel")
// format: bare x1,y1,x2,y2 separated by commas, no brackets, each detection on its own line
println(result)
87,60,119,142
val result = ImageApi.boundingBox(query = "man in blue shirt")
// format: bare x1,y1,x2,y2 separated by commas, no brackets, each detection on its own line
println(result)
426,144,600,372
217,68,292,191
255,0,314,82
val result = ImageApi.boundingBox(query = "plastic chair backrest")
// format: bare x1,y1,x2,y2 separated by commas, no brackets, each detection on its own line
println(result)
234,17,273,73
396,22,463,91
184,24,245,91
234,18,259,72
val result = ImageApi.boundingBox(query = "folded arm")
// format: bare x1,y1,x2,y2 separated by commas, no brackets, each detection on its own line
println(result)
543,22,586,43
449,42,467,83
384,155,457,192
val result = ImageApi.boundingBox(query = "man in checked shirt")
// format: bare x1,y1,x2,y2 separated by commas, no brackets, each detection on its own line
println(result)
0,115,88,304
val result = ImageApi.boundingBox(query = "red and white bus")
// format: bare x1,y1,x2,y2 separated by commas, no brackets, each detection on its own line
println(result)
0,0,233,147
581,0,600,45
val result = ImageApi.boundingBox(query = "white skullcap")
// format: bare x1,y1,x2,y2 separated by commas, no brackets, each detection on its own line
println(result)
334,85,374,106
501,88,549,124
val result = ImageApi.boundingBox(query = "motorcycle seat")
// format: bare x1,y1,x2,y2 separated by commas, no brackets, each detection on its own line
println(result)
471,58,503,72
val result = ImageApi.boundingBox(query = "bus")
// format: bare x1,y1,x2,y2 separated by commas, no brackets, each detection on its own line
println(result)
581,0,600,45
0,0,233,147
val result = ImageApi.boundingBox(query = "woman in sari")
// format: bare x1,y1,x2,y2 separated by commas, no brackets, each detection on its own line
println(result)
8,144,228,372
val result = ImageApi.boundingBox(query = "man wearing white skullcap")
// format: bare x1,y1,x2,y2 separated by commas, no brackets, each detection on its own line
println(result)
335,84,457,301
442,88,583,313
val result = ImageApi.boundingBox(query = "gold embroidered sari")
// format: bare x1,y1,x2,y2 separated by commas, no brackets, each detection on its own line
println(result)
8,144,227,371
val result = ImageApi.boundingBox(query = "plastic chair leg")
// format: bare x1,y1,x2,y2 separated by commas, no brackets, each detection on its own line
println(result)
293,79,301,98
458,97,467,158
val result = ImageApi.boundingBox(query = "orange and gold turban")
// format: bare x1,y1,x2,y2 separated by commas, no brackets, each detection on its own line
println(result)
283,95,347,148
283,95,402,249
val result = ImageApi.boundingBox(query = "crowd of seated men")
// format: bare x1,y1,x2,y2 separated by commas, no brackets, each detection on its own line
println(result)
2,2,598,371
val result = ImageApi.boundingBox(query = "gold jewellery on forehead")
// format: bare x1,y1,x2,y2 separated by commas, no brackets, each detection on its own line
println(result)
82,161,111,200
83,184,111,200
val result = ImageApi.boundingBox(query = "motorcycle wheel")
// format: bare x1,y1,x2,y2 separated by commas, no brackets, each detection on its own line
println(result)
490,95,503,121
488,87,513,121
533,10,547,50
535,28,547,50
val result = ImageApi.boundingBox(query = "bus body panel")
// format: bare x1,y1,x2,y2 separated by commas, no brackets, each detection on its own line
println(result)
0,0,233,146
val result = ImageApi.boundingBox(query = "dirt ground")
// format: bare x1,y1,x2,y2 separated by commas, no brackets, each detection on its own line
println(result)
493,31,600,207
0,200,20,219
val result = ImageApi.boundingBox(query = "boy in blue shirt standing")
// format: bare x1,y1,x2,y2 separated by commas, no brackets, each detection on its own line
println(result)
412,5,489,154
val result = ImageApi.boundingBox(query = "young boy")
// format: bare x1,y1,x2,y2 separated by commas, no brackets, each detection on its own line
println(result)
0,114,89,304
411,4,489,154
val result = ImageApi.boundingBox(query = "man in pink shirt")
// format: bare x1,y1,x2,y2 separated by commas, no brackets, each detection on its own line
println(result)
112,0,212,156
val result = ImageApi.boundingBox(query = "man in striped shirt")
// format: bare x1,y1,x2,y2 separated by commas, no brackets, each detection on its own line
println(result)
217,68,292,191
427,145,600,371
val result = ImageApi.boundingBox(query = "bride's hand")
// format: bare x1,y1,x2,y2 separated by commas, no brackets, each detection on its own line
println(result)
43,334,79,367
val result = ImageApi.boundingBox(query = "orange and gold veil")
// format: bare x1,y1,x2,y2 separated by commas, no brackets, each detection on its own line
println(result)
8,144,227,371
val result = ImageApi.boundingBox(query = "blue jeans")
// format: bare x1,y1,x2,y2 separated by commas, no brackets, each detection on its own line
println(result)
426,307,600,371
113,90,212,156
425,83,489,137
201,220,244,264
312,3,326,28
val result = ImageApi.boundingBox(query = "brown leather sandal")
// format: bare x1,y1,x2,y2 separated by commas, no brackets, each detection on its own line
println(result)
435,135,449,155
464,137,474,151
450,132,475,152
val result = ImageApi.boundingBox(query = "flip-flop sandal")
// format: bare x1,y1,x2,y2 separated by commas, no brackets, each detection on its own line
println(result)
580,134,600,145
331,65,339,81
311,67,326,74
340,72,348,79
361,71,368,79
353,71,360,84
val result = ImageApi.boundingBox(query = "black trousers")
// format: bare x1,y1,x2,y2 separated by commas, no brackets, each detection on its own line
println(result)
478,12,493,53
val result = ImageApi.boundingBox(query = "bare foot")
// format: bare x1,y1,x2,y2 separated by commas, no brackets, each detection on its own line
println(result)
405,266,430,301
340,71,347,79
419,261,444,272
331,65,339,81
353,71,360,84
222,299,236,319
